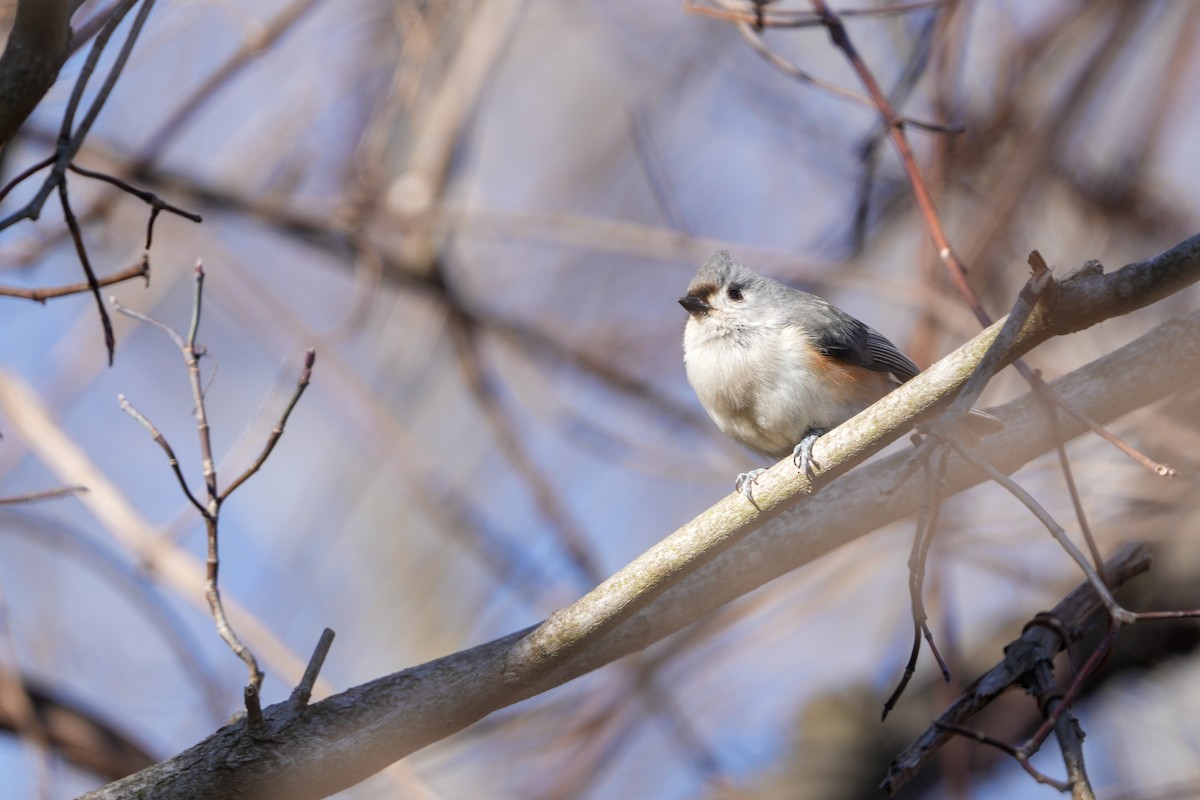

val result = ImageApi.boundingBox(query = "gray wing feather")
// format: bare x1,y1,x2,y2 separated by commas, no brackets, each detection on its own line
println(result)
863,327,920,381
800,295,920,381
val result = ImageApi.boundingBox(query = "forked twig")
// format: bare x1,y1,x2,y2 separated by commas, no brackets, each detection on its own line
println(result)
934,721,1071,792
68,162,202,248
729,12,961,133
883,447,950,720
0,0,200,367
885,256,1050,656
112,262,317,724
0,0,154,233
882,543,1151,795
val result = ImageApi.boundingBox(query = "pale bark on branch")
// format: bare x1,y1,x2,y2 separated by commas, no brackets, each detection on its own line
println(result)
81,233,1200,800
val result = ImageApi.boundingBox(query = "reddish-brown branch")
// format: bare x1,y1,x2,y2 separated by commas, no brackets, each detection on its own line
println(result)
806,0,988,324
0,254,149,303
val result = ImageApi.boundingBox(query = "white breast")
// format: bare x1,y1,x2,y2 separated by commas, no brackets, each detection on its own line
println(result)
683,319,866,459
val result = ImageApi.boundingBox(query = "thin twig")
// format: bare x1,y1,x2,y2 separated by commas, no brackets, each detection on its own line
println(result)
220,349,316,501
934,721,1071,791
940,255,1053,423
117,394,210,519
1033,369,1106,582
57,178,115,363
1134,608,1200,621
946,438,1134,624
176,265,262,698
732,18,960,134
0,255,149,303
114,263,310,717
187,260,204,352
0,486,87,505
110,294,185,350
883,447,950,720
1032,370,1177,477
0,155,55,206
206,540,264,704
68,162,202,248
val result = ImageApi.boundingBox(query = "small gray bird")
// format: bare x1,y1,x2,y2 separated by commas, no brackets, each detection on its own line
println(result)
680,250,1001,498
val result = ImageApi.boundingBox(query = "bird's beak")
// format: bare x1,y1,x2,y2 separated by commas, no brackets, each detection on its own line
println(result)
678,294,711,316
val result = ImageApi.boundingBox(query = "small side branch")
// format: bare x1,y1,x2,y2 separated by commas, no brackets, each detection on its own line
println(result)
289,628,336,712
934,721,1071,792
68,162,202,248
1032,369,1176,477
220,348,316,501
117,394,209,519
0,255,150,303
0,486,87,505
110,293,184,350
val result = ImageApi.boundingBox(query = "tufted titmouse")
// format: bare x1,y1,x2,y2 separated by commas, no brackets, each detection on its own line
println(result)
679,250,1002,498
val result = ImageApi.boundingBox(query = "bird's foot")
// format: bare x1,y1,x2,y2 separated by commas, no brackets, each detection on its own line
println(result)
735,468,767,502
791,428,825,478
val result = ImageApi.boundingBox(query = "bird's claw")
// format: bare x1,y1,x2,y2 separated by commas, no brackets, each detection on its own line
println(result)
735,468,767,502
791,429,824,478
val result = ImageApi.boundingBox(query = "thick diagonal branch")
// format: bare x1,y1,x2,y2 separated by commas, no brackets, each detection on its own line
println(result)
82,243,1200,800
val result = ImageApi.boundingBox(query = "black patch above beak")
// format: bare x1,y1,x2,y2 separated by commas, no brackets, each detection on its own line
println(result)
679,294,711,316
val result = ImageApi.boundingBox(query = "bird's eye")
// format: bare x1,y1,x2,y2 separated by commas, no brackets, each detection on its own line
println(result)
727,286,744,301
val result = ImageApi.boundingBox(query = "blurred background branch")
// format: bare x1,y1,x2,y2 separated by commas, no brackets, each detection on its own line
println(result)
2,1,1200,798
